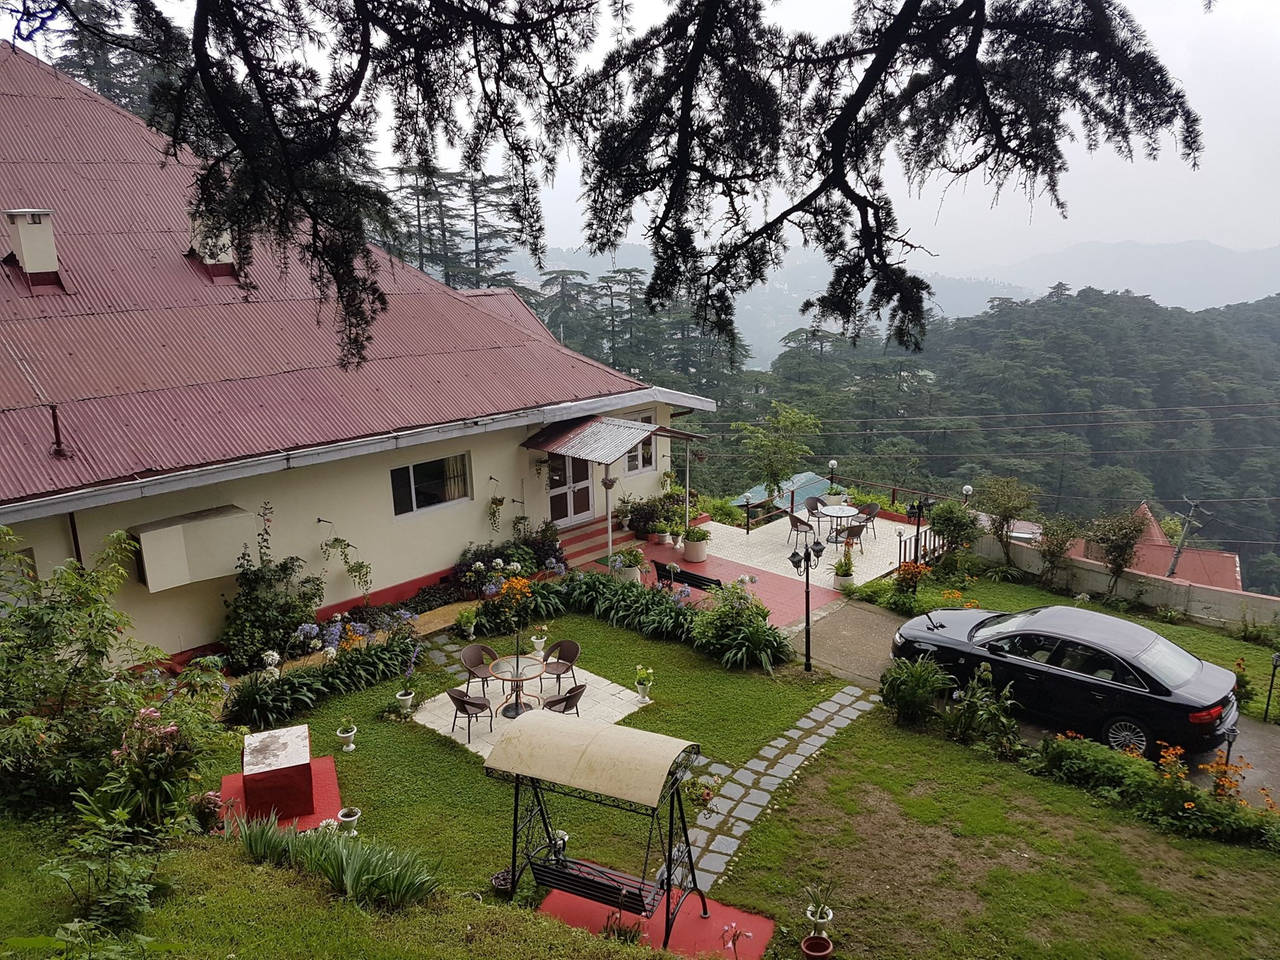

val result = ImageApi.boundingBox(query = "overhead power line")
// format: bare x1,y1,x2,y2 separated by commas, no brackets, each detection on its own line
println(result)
703,444,1280,460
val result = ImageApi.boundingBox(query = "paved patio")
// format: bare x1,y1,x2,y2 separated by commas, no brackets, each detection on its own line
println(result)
412,665,648,759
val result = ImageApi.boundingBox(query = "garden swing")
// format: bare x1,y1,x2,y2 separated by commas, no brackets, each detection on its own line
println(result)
484,711,710,949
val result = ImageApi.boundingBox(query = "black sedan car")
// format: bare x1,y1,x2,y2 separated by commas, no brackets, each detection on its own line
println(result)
892,605,1238,756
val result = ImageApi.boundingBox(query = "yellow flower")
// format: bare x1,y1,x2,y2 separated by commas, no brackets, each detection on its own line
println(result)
1184,801,1195,810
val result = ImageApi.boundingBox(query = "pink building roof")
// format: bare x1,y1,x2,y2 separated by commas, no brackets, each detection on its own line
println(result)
0,48,647,508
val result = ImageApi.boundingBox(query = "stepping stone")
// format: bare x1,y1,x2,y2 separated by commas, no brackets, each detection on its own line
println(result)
785,728,802,738
743,789,771,806
769,738,788,749
818,725,837,737
734,802,763,822
731,769,756,786
773,753,803,771
831,690,855,705
708,796,736,816
794,741,820,757
710,835,740,856
760,746,779,759
830,715,851,729
796,717,815,729
758,775,782,791
804,734,827,747
727,818,751,837
745,758,768,772
844,685,864,698
688,828,710,848
817,700,841,713
869,694,882,703
697,812,725,831
428,649,448,664
719,781,746,801
441,643,461,652
708,762,732,776
691,755,710,768
698,852,729,873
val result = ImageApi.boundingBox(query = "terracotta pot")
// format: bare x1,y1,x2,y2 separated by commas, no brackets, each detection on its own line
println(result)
800,935,834,960
683,540,708,563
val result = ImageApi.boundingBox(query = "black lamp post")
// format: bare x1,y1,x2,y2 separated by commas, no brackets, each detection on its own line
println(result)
1264,652,1280,723
1224,724,1239,768
905,496,934,565
789,538,826,672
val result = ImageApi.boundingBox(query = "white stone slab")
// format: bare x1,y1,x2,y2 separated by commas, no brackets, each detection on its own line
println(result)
413,665,647,760
243,724,310,775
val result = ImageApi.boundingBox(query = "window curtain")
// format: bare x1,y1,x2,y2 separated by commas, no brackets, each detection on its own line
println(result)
444,454,469,501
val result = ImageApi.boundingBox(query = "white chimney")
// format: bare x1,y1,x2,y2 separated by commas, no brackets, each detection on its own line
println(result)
189,215,233,265
4,209,58,274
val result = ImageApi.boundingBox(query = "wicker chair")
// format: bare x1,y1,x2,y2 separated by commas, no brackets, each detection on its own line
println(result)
446,687,493,744
788,512,815,548
543,683,587,717
460,643,498,697
803,496,827,538
858,502,881,539
540,639,581,694
837,522,866,554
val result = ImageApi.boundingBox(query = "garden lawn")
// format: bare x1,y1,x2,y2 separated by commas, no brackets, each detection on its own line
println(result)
911,578,1278,720
715,710,1280,960
2,613,841,958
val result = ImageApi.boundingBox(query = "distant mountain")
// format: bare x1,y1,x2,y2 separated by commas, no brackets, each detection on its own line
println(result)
503,244,1032,368
994,240,1280,310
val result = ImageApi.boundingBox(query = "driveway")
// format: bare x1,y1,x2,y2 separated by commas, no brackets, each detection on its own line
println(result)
804,599,1280,797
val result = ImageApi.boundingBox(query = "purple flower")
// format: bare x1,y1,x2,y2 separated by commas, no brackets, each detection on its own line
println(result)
395,609,413,622
322,621,342,645
350,622,370,637
296,623,320,640
483,582,500,597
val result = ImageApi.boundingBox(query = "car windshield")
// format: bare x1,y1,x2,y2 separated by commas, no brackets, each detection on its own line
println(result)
1132,637,1201,689
970,610,1038,643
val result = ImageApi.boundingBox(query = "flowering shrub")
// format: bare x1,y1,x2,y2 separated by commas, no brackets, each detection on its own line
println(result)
893,561,931,593
608,547,647,570
1033,734,1280,851
635,664,655,686
691,582,793,671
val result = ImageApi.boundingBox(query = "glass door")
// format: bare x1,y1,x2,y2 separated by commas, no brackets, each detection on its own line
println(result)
547,454,593,525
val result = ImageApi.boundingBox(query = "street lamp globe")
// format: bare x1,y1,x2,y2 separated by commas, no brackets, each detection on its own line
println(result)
962,484,973,497
789,550,804,572
828,459,838,471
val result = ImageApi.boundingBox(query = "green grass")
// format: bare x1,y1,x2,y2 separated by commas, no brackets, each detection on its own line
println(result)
913,578,1279,720
1,613,839,957
715,710,1280,960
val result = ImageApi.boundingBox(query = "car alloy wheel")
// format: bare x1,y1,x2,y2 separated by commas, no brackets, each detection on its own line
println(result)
1104,717,1149,755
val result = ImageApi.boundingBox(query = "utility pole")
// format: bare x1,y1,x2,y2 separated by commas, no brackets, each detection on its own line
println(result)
1166,497,1211,578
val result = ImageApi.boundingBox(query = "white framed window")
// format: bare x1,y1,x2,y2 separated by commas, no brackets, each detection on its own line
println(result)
391,453,471,515
624,412,656,474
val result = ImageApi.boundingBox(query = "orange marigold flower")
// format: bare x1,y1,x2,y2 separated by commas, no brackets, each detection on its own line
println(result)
1184,801,1195,810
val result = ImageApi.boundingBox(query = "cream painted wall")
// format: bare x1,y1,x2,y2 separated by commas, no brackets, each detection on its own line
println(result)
6,401,672,655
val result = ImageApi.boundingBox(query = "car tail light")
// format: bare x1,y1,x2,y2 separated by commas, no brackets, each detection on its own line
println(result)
1188,705,1223,725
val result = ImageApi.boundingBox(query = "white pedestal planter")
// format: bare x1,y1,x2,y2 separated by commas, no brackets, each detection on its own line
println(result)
396,690,415,714
806,906,834,937
338,806,361,836
824,494,843,506
636,682,651,703
337,726,357,752
617,565,643,583
532,636,546,658
683,540,708,563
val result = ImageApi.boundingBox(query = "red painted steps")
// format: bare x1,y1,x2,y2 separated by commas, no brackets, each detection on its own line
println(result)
559,516,639,567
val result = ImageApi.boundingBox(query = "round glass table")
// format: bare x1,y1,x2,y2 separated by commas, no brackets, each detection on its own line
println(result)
818,503,865,542
489,654,546,718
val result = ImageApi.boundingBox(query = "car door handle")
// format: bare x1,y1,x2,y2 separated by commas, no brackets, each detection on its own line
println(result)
1090,692,1105,701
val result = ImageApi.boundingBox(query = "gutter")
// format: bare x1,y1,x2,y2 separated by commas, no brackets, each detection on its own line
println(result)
0,386,716,525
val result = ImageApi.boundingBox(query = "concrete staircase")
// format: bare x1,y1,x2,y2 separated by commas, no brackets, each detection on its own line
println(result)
559,515,640,568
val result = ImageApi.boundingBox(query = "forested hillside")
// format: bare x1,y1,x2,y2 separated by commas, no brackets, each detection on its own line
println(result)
677,287,1280,594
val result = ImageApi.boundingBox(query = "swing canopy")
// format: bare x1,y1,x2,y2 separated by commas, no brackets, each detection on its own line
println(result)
485,711,697,809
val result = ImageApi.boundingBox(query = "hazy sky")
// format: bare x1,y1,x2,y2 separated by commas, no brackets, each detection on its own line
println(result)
540,0,1280,274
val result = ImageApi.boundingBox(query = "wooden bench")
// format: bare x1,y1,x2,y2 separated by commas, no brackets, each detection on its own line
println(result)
653,561,722,593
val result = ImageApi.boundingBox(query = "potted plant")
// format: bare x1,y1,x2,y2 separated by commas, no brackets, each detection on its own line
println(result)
487,495,504,532
682,525,710,563
824,484,845,506
649,521,672,545
455,607,477,639
337,806,361,835
609,547,647,582
831,548,855,590
396,643,422,714
804,882,834,936
800,934,834,960
530,626,548,658
635,664,654,702
614,494,634,531
337,715,358,752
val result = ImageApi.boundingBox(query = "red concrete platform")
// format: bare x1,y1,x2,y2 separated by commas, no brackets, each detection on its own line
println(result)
540,888,773,958
635,541,842,628
220,755,343,830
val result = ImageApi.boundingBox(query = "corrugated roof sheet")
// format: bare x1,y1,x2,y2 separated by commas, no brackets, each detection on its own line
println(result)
0,47,655,506
522,415,659,464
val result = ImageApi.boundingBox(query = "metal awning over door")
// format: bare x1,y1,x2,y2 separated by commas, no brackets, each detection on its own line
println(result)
521,415,658,464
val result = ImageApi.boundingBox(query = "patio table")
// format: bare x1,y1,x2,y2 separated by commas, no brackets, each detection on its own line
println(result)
818,504,865,542
490,654,546,719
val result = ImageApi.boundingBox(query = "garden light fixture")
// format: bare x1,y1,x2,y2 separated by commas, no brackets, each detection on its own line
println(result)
788,538,824,671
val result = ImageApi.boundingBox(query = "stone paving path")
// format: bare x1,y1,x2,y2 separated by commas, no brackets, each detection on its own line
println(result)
684,683,878,888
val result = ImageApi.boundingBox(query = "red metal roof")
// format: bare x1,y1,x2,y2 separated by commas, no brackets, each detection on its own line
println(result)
522,416,659,464
0,47,647,507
